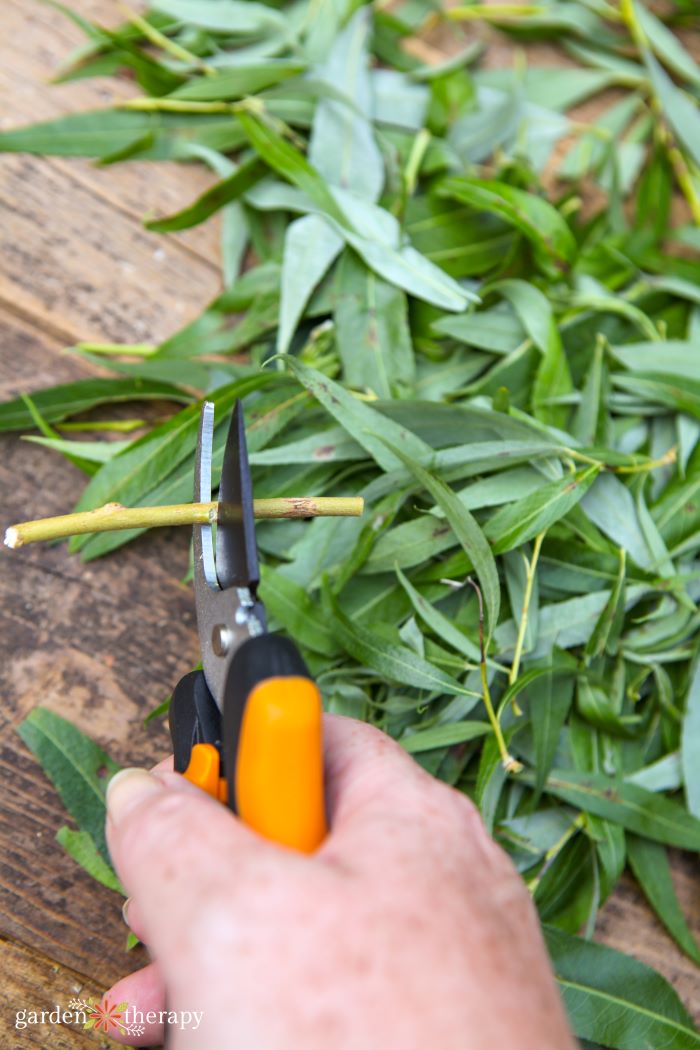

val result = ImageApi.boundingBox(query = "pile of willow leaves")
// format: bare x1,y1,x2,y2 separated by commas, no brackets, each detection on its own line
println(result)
3,1,700,1046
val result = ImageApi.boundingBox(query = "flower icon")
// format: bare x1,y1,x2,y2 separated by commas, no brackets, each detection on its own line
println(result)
83,997,130,1035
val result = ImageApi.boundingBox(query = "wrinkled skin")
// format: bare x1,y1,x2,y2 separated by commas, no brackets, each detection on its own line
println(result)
104,715,577,1049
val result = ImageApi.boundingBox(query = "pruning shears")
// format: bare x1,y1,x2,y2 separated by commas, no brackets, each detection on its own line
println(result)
169,400,327,853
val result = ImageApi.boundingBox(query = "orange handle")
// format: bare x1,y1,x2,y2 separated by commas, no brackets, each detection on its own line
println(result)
182,676,326,853
182,743,228,803
235,676,326,853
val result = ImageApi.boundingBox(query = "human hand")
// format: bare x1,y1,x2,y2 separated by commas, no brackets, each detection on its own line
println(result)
103,715,576,1049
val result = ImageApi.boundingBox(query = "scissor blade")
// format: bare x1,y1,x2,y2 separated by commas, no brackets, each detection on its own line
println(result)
216,399,259,591
194,401,218,589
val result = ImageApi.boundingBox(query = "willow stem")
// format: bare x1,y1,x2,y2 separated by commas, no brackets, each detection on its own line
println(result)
509,531,546,710
122,98,237,114
118,3,216,73
466,578,523,774
5,497,364,549
527,814,586,895
448,4,545,19
75,342,156,357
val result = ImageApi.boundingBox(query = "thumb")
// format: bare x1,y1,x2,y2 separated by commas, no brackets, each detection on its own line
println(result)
105,768,280,964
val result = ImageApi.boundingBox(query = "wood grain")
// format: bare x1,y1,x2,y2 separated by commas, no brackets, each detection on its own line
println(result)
0,0,222,346
0,2,698,1046
2,0,222,267
0,937,108,1047
0,304,198,979
597,859,700,1020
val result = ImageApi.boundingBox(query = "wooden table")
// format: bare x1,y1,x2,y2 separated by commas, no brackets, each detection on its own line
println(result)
0,3,698,1045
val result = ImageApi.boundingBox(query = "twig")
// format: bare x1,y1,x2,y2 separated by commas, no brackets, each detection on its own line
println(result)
74,342,155,357
448,4,545,19
466,578,523,774
509,531,546,711
122,98,237,114
526,814,586,895
5,497,364,549
117,3,216,75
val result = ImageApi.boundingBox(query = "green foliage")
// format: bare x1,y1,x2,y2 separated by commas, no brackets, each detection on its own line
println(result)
6,0,700,1040
18,708,120,865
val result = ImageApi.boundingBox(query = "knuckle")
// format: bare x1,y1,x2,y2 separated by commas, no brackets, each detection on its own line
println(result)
116,791,197,862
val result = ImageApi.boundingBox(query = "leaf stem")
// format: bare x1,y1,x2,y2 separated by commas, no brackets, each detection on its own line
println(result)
117,3,216,74
448,4,545,20
565,446,677,474
122,98,237,114
467,578,523,774
509,531,545,705
526,813,586,894
615,445,678,474
74,342,156,357
5,497,364,549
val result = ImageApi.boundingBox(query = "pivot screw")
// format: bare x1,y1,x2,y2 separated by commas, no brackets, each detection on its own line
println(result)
212,624,234,657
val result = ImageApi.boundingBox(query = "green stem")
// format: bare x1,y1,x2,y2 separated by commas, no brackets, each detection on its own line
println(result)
467,578,523,774
75,342,155,357
5,497,365,548
509,531,546,705
121,98,236,114
448,4,545,20
118,3,216,74
527,814,586,895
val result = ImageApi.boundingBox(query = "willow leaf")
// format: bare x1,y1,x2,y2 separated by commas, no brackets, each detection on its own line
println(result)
334,250,415,398
277,215,343,354
380,440,501,644
485,466,600,554
627,835,700,966
327,591,477,698
401,721,491,753
0,109,246,159
56,827,123,894
438,177,577,276
0,378,190,432
536,769,700,851
681,646,700,818
146,155,266,232
644,50,700,170
283,358,430,472
395,566,482,664
309,8,383,202
545,926,700,1050
153,0,287,34
18,708,119,864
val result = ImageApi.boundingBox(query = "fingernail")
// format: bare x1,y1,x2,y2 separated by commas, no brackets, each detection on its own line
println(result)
106,768,162,825
122,897,132,929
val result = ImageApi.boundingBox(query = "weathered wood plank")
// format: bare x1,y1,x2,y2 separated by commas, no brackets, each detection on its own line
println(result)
597,859,700,1021
2,0,222,267
0,147,218,345
0,937,108,1047
0,1,223,345
0,304,195,986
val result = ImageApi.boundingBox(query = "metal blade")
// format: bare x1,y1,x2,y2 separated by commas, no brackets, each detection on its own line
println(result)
216,399,259,591
194,401,218,589
194,400,265,709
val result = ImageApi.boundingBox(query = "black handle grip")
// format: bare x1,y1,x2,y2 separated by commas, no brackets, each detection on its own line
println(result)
169,669,222,774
